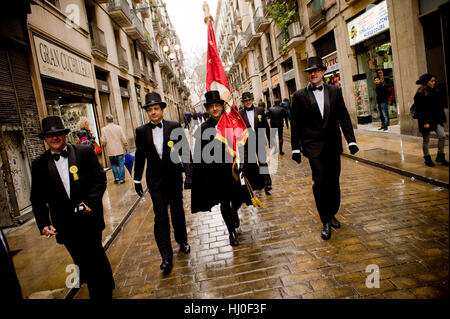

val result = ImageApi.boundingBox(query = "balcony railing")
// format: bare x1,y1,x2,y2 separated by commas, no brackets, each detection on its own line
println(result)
107,0,132,27
253,7,271,33
117,45,128,71
244,24,254,46
307,0,327,29
132,56,141,78
162,80,169,92
124,11,145,42
90,23,108,60
257,55,264,70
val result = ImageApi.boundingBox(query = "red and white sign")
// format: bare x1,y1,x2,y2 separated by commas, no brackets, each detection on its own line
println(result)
323,51,339,74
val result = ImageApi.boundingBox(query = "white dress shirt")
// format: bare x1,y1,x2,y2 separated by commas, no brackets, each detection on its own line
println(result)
246,108,255,130
52,147,70,198
312,86,325,118
152,121,164,160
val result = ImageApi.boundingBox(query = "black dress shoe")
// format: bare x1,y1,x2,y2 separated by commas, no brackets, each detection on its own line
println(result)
330,217,341,229
321,223,331,240
160,259,173,273
232,209,240,228
180,243,191,254
264,186,272,195
280,151,285,155
229,231,239,246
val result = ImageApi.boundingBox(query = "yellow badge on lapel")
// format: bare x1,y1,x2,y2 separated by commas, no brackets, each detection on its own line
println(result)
69,165,79,181
168,141,175,152
258,114,262,122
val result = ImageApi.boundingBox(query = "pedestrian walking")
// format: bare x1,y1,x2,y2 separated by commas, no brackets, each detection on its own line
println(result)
0,228,22,300
30,116,114,299
133,92,191,274
291,56,359,241
100,114,128,184
281,98,291,129
239,92,273,195
187,91,249,246
374,76,390,130
414,73,449,167
266,99,287,155
184,111,192,129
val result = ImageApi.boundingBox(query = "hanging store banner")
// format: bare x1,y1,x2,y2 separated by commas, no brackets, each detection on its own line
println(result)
33,35,95,89
347,1,389,46
323,51,339,74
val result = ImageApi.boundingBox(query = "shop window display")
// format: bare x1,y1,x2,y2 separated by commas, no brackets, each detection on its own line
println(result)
324,71,341,88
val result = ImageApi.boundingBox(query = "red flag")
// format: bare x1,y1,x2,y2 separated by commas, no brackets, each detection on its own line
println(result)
206,19,248,156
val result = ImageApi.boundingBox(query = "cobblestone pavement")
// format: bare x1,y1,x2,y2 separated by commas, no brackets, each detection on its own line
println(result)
76,142,449,299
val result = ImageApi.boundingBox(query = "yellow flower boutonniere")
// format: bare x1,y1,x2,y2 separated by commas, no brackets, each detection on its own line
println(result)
168,141,175,152
258,114,262,122
69,165,79,181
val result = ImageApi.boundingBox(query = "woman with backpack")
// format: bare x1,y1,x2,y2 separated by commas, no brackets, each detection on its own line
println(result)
414,73,448,167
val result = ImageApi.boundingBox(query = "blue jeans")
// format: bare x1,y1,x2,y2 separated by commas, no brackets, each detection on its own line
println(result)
378,102,390,127
110,155,125,182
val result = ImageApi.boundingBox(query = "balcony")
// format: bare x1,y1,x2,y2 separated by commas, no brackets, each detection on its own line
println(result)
124,11,145,42
162,80,169,93
263,0,275,17
233,39,250,63
244,23,261,47
285,21,305,50
117,45,128,72
233,10,242,26
132,57,141,78
307,0,327,30
90,23,108,61
253,7,271,33
265,46,274,64
107,0,133,27
159,55,174,77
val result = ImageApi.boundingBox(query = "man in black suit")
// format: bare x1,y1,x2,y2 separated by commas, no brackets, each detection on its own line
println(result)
291,56,359,240
239,92,272,196
30,116,114,299
266,99,287,155
133,92,191,274
0,228,22,300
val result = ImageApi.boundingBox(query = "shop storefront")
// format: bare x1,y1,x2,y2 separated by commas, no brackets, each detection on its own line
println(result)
33,35,99,145
348,1,399,126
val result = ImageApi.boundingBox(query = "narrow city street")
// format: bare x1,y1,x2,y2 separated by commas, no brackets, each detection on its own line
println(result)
74,140,449,299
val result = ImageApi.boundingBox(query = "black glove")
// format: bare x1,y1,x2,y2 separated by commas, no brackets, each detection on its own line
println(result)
349,145,359,155
292,153,301,164
184,178,192,190
134,183,143,197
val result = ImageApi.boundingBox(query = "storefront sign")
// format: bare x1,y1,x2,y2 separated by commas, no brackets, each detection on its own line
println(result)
262,80,269,90
323,51,339,74
347,1,389,46
33,35,95,89
271,74,279,87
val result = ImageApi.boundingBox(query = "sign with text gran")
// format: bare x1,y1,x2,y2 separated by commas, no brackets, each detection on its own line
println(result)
347,1,389,46
33,35,95,89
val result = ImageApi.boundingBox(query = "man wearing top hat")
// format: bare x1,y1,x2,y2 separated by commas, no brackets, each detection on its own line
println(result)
290,56,359,240
238,92,273,195
133,92,191,274
30,116,114,299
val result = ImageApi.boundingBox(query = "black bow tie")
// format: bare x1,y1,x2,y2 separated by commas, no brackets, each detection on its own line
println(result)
52,150,68,161
150,122,162,129
246,105,255,111
311,85,323,91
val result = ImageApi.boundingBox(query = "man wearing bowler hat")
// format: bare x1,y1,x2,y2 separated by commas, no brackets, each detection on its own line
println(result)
133,92,191,274
30,116,114,299
238,92,273,196
290,56,359,240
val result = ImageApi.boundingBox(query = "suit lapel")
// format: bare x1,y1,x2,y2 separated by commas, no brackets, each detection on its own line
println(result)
162,120,170,161
67,144,77,199
47,151,69,200
254,107,258,130
241,110,250,129
322,85,331,127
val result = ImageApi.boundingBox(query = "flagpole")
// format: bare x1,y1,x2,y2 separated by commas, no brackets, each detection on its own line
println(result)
203,2,213,25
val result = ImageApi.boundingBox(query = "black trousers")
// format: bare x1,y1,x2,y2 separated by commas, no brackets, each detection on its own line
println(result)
0,238,22,300
220,199,239,235
276,126,284,153
64,231,114,300
308,152,341,224
149,185,187,261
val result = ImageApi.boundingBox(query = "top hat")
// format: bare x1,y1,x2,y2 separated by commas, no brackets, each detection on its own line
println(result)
142,92,167,109
204,90,225,107
304,56,327,73
241,92,254,102
416,73,435,85
38,116,71,139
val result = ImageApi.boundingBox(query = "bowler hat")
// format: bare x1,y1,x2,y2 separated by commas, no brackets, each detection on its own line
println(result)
304,56,327,73
416,73,435,85
241,92,254,102
142,92,167,109
38,116,70,139
204,90,225,107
